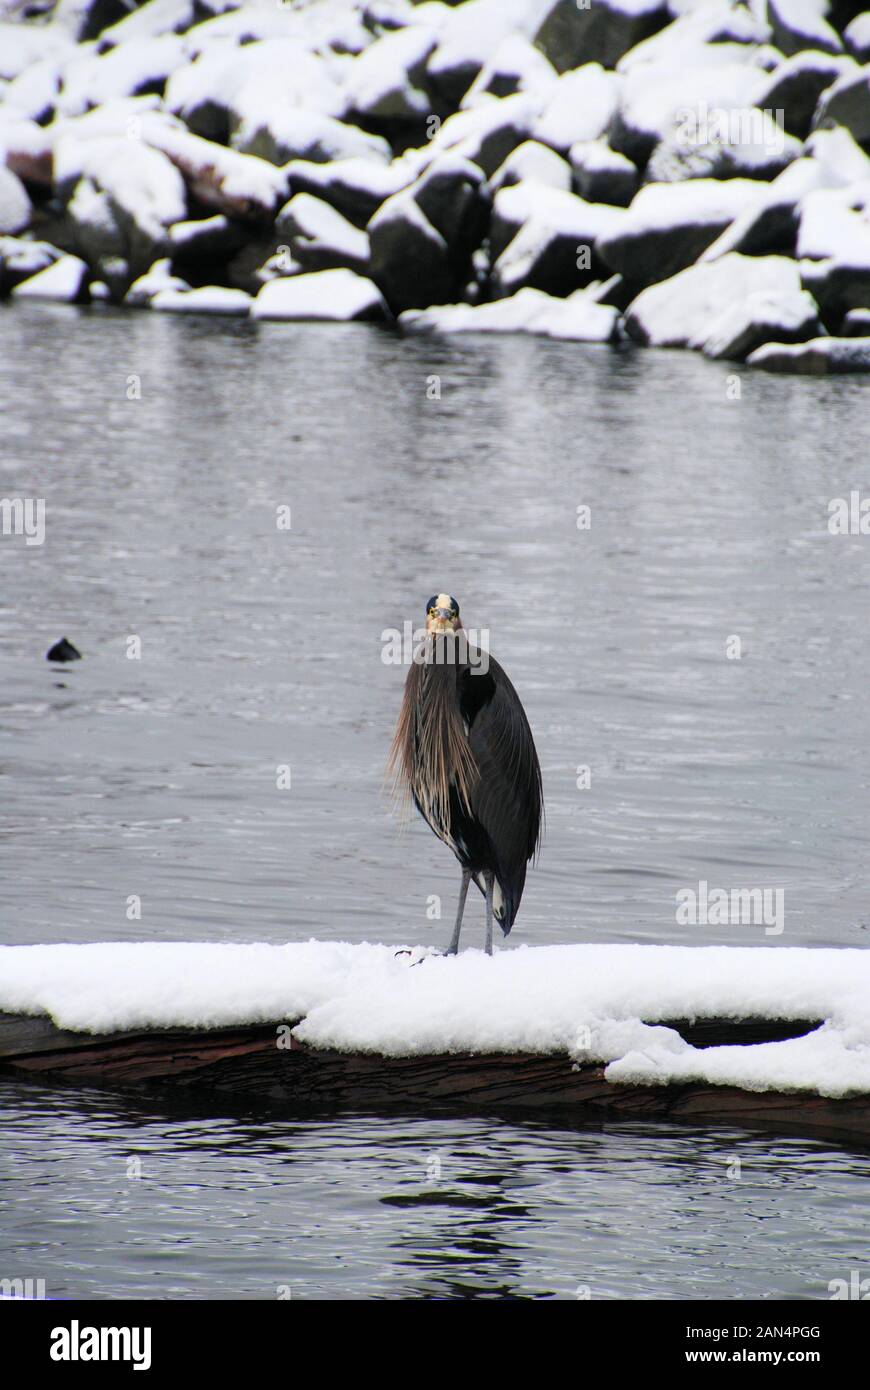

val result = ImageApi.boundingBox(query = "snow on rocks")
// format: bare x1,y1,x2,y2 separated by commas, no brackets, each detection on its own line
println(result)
368,153,487,312
5,939,870,1100
813,63,870,147
797,181,870,326
140,114,289,221
569,139,638,206
54,130,187,288
461,33,557,109
534,0,669,74
425,0,548,109
699,287,822,362
767,0,843,59
489,139,572,194
0,164,30,234
283,157,409,228
124,255,190,306
400,284,619,341
0,235,61,296
842,307,870,336
0,111,52,185
151,284,251,314
344,23,438,123
98,0,197,47
233,108,391,170
756,49,857,140
532,63,621,154
491,184,623,296
845,14,870,64
11,250,90,302
747,335,870,374
624,252,820,359
599,178,765,287
251,267,387,322
55,36,189,120
275,192,369,274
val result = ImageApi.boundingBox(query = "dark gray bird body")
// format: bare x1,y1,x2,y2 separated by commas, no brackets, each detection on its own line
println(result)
391,597,542,953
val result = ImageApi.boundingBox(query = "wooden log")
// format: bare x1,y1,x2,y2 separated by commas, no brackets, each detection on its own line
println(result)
3,1010,867,1146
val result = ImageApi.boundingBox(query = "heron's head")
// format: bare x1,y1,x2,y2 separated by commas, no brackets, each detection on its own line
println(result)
425,593,462,634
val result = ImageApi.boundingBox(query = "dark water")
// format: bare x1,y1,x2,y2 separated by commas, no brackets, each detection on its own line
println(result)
2,1080,869,1301
2,302,870,1298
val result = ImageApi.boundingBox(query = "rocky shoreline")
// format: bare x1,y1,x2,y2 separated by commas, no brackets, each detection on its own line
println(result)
1,0,869,373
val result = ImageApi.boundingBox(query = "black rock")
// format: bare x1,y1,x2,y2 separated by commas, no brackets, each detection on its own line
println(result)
46,637,82,663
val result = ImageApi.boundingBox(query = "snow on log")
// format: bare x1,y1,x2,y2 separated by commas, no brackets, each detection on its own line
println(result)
1,942,870,1142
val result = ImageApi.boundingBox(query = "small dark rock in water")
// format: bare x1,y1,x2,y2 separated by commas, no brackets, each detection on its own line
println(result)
46,637,82,663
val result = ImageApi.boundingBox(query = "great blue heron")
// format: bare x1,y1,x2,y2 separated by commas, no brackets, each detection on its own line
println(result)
390,594,542,955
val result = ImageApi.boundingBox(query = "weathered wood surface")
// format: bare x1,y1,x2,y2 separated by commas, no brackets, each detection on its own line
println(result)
2,1011,867,1147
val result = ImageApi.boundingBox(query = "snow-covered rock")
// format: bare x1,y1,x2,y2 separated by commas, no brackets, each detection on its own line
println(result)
0,235,60,296
747,335,870,373
400,283,619,341
699,287,822,361
124,255,189,307
797,181,870,325
624,252,812,352
0,106,53,183
534,0,669,74
0,165,30,234
491,184,623,296
813,63,870,147
0,20,75,82
54,131,188,288
368,152,487,312
99,0,197,47
11,251,89,302
489,138,572,193
426,0,547,109
284,157,409,228
140,115,289,221
532,63,621,155
461,33,556,109
345,23,437,122
767,0,843,59
599,179,764,286
151,284,252,314
421,91,542,179
251,267,387,322
167,213,246,268
233,107,391,170
55,36,189,119
845,14,870,64
842,307,870,336
569,139,638,206
756,50,856,140
611,60,767,168
275,192,369,274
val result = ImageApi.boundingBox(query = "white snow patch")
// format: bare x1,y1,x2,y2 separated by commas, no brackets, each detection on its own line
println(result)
2,941,870,1097
151,285,252,314
401,285,618,340
251,267,385,320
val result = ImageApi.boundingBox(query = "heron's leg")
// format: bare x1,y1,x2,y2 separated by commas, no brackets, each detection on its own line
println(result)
445,868,471,955
484,871,494,956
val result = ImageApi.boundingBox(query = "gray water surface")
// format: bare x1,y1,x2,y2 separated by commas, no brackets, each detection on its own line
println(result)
1,303,869,1298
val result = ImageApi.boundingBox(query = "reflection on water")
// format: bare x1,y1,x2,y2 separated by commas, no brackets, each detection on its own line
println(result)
1,304,870,950
1,1079,868,1300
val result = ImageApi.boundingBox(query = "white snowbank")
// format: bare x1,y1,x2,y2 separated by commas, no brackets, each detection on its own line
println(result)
2,941,870,1098
251,267,385,321
401,286,618,341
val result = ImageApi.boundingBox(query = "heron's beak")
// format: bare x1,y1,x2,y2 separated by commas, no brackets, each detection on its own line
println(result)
426,607,457,635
